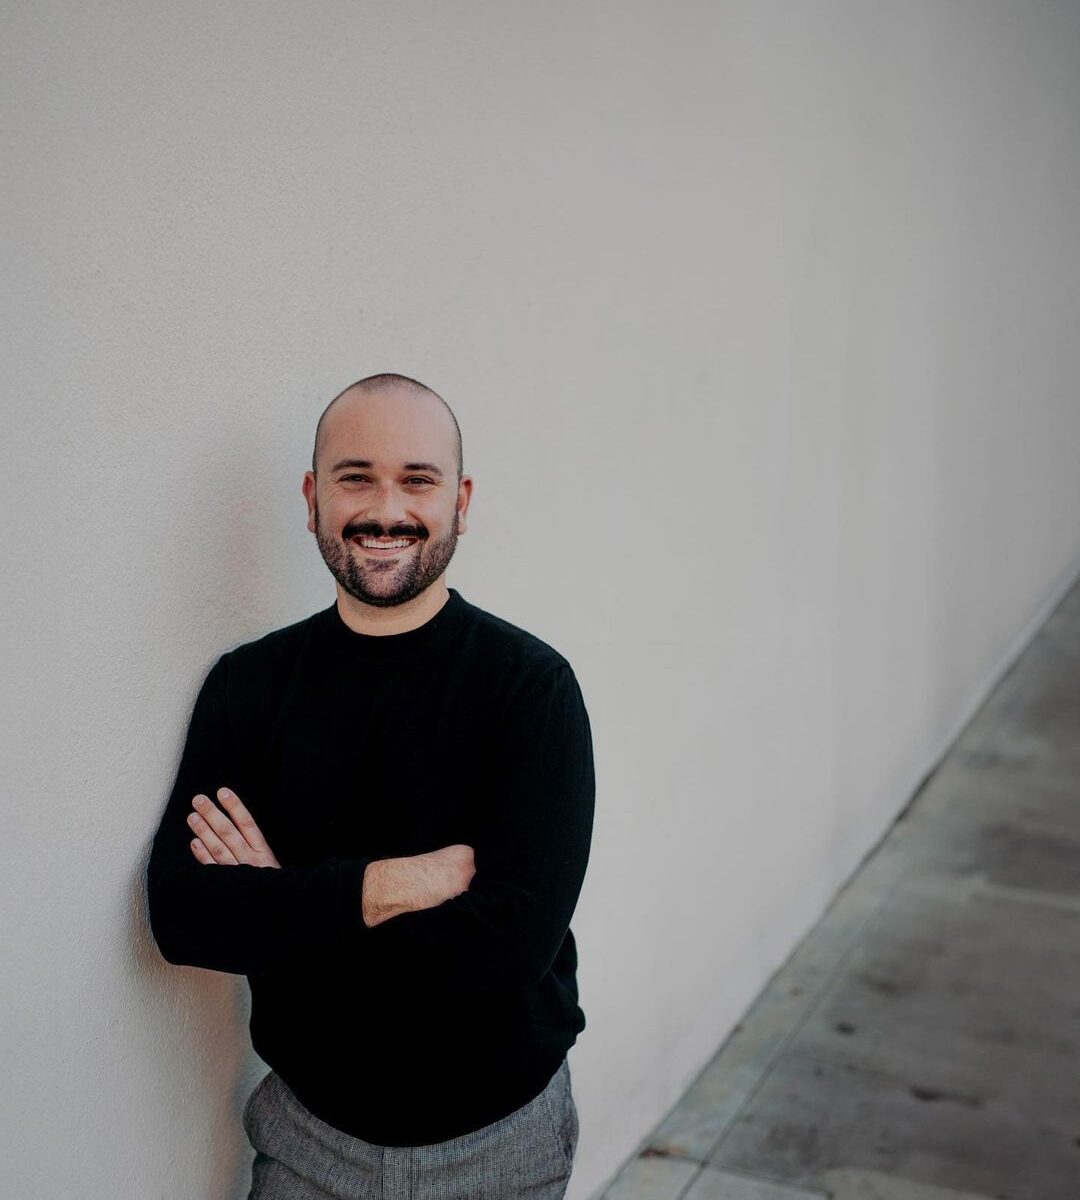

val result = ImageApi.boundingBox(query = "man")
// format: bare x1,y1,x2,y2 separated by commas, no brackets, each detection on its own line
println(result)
146,374,595,1200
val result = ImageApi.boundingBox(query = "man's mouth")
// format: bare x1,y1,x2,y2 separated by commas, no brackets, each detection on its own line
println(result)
350,536,419,557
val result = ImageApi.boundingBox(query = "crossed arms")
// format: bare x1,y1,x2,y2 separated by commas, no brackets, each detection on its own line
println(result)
146,653,595,991
185,784,475,927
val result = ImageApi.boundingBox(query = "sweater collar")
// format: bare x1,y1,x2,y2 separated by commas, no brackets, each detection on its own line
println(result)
317,587,473,664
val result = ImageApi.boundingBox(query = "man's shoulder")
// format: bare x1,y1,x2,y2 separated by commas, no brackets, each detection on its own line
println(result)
216,607,324,680
461,596,573,678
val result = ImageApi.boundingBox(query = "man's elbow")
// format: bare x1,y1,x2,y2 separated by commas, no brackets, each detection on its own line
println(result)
145,870,198,968
146,906,195,968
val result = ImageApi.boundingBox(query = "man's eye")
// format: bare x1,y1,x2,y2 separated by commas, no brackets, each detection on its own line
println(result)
338,475,433,485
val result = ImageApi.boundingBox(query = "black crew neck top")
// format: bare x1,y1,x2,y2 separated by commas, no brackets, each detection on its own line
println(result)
146,587,595,1145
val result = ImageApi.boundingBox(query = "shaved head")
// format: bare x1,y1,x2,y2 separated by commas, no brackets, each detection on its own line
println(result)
312,373,463,479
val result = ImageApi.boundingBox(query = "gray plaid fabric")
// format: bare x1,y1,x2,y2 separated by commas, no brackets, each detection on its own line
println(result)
243,1059,578,1199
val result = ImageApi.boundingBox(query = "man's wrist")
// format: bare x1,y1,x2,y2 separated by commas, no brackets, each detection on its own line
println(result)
361,845,472,927
361,860,399,927
361,857,430,927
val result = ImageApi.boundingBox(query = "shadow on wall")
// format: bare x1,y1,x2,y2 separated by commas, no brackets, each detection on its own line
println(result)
128,844,259,1199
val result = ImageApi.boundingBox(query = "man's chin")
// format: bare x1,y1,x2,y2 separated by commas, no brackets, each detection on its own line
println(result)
348,591,414,609
338,576,422,609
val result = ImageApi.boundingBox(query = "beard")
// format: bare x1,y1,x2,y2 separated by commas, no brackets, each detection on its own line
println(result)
313,503,460,608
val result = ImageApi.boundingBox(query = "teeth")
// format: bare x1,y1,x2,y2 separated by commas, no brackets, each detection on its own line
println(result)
358,538,414,549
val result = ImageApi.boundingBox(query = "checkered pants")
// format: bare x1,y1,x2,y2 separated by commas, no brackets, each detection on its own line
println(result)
243,1059,578,1199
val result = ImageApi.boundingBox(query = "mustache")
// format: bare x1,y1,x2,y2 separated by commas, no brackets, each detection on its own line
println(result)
343,523,426,540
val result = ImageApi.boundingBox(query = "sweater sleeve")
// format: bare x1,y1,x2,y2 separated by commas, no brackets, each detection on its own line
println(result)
145,654,373,976
357,661,596,994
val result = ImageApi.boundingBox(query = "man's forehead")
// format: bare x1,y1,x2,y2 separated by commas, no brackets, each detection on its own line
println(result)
326,388,450,436
320,421,455,475
321,413,453,464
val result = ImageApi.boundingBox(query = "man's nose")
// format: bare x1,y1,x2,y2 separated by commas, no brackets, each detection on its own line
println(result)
364,481,410,524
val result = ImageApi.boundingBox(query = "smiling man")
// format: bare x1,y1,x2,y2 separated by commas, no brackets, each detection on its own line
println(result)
146,374,595,1200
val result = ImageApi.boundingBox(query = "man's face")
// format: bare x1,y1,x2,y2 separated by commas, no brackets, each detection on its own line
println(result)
302,388,471,609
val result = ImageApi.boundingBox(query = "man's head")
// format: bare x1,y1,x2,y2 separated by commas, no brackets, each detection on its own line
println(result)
302,374,472,609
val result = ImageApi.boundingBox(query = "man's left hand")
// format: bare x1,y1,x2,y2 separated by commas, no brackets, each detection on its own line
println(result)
187,788,281,868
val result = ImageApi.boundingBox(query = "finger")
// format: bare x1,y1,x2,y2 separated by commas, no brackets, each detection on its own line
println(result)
216,788,272,853
191,793,249,860
190,837,216,866
186,808,240,865
187,810,239,865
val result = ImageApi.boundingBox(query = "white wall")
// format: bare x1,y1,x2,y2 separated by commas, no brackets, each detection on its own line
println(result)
5,2,1080,1197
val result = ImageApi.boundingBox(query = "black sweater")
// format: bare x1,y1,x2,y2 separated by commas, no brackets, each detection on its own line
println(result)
146,588,595,1145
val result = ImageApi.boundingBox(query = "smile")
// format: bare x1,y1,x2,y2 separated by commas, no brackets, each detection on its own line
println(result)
351,537,419,556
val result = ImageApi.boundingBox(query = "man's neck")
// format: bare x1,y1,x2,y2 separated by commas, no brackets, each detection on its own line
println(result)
334,581,451,637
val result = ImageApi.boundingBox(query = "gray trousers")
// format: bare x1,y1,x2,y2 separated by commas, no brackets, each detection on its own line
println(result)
243,1059,579,1200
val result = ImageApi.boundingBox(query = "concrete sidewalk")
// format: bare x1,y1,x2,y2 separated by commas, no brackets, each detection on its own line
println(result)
598,577,1080,1200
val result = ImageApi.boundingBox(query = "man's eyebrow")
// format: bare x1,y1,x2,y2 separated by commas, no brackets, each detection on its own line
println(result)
329,459,444,478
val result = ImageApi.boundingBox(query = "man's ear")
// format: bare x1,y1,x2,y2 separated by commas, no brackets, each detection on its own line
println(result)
456,475,473,536
302,471,317,533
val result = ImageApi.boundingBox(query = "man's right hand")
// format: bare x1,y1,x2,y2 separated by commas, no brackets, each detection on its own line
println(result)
362,843,475,928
